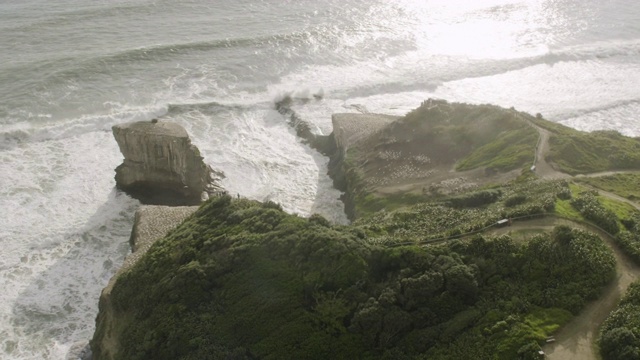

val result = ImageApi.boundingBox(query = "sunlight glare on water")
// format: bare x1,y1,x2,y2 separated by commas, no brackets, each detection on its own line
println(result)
395,0,553,59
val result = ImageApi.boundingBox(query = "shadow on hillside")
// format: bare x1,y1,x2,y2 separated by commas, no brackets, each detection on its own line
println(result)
10,189,138,359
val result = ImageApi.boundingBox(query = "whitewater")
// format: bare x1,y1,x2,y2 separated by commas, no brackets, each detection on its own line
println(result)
1,0,639,358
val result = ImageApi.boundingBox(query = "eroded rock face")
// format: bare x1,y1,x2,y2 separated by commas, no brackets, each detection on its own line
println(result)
91,205,199,360
112,120,224,205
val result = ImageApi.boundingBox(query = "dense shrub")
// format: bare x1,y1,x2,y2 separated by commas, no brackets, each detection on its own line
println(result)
92,193,616,360
447,189,502,208
504,194,527,207
614,214,640,265
556,187,572,200
570,191,619,234
599,281,640,360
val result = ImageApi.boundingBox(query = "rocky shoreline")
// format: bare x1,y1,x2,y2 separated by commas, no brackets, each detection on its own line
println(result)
86,111,381,358
85,120,223,359
91,205,199,359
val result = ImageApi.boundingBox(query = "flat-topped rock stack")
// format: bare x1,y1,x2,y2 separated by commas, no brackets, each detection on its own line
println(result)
112,120,224,205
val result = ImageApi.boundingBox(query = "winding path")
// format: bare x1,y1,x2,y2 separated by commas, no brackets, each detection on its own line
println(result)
531,125,570,180
517,115,640,359
491,218,640,360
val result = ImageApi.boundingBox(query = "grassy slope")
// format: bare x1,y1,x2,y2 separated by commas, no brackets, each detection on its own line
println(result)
531,118,640,175
576,173,640,201
344,101,538,218
366,100,538,172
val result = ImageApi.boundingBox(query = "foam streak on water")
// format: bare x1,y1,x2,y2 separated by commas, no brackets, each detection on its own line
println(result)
1,0,640,358
0,131,138,358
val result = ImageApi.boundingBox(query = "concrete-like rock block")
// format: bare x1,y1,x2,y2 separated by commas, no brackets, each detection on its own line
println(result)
112,120,225,205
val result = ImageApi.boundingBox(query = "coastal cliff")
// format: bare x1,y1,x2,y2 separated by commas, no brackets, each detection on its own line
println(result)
91,205,198,360
113,120,224,205
90,101,640,360
327,113,399,219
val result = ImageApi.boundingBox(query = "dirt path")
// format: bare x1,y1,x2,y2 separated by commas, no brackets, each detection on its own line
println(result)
526,117,639,186
501,120,640,359
517,112,569,180
581,184,640,212
490,217,640,360
532,126,571,180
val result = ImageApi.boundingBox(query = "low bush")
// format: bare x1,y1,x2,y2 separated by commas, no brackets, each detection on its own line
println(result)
599,281,640,360
447,189,502,208
570,192,619,234
92,195,616,360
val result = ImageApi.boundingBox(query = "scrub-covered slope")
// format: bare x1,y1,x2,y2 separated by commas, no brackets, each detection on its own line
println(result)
332,100,539,219
91,195,616,360
91,101,640,360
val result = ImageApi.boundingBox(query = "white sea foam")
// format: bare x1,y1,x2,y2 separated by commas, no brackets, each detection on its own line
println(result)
2,1,640,359
559,101,640,136
167,104,348,224
432,59,640,134
0,131,138,359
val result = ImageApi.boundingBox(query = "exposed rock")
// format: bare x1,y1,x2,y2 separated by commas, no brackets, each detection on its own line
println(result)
331,113,399,153
274,95,336,155
327,113,400,220
65,341,92,360
112,120,225,205
91,205,199,360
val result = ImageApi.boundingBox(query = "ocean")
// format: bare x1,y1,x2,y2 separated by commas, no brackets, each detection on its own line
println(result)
0,0,639,358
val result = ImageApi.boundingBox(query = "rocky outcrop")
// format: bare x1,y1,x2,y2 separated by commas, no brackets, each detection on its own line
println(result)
113,120,225,205
274,98,400,220
274,95,336,155
91,205,199,360
331,113,399,153
328,113,400,220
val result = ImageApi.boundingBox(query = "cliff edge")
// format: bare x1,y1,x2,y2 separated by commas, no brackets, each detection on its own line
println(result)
89,101,640,360
113,120,224,205
91,205,198,360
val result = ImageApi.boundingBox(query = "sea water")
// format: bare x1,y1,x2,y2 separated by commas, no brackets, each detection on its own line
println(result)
1,0,639,358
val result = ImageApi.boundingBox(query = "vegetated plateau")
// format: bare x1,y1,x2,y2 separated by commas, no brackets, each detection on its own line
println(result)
91,100,640,360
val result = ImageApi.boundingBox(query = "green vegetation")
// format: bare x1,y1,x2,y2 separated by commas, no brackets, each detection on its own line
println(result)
93,194,616,360
576,173,640,201
357,179,562,246
570,190,620,234
599,281,640,360
398,101,538,172
92,101,640,360
614,213,640,265
355,192,428,219
599,196,639,226
456,129,538,171
562,186,640,266
446,189,502,208
554,199,583,220
531,118,640,174
559,184,640,266
338,101,539,219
